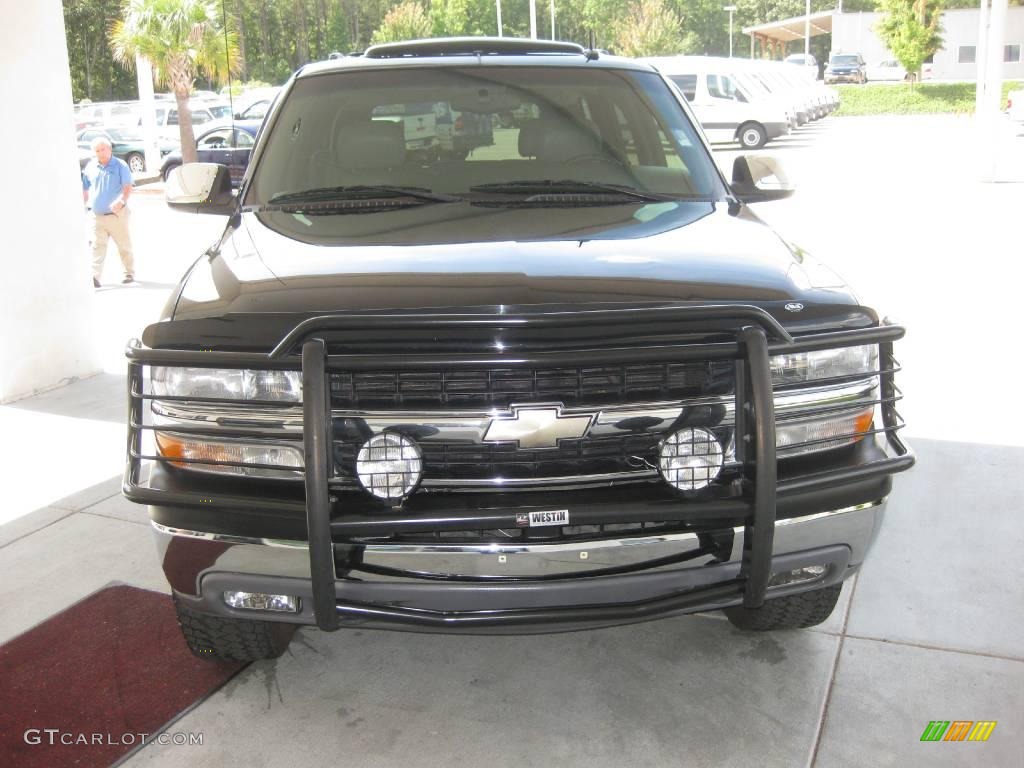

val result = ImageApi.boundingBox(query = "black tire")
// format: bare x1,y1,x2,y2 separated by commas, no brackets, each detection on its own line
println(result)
126,153,146,173
162,162,181,182
723,584,842,631
737,122,767,150
174,597,296,662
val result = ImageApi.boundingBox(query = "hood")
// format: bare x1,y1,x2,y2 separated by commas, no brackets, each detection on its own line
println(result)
145,201,870,351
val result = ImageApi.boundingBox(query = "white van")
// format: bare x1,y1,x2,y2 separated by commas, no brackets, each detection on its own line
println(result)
643,56,791,149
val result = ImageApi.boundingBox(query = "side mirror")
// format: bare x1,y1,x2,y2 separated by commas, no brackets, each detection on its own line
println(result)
731,154,795,204
165,163,234,215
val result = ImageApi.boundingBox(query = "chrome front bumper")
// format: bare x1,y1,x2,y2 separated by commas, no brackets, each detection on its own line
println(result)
158,500,885,632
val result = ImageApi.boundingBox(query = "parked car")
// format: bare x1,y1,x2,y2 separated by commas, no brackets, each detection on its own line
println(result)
867,59,909,82
235,99,272,121
159,120,261,184
74,101,140,131
143,103,217,140
134,38,913,662
76,127,177,173
784,53,819,79
825,53,867,84
232,87,282,121
643,56,791,148
206,103,234,120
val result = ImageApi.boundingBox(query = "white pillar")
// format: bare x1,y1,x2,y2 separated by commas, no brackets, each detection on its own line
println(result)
529,0,537,39
0,0,99,402
978,0,1007,182
805,0,811,57
496,0,502,37
550,0,555,39
136,54,161,175
975,0,990,111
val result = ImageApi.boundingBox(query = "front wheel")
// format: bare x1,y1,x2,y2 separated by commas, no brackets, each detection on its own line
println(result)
737,122,768,150
126,153,145,174
723,584,842,631
162,162,181,182
174,597,296,661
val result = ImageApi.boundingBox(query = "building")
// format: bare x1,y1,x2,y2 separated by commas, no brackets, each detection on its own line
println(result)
746,7,1024,81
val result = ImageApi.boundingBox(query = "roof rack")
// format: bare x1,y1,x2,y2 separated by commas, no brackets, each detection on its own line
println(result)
363,37,586,59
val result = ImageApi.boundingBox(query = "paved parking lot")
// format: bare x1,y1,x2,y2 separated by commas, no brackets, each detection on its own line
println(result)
1,114,1022,767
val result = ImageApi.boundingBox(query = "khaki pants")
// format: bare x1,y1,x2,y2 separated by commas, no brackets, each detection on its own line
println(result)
91,208,134,279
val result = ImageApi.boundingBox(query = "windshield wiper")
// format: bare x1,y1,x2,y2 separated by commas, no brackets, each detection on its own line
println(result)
469,180,676,202
268,185,462,205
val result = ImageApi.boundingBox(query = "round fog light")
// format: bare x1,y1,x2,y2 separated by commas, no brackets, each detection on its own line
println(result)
356,432,423,500
659,427,724,491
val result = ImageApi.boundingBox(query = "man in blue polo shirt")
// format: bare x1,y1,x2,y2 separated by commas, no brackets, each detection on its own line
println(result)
82,136,135,287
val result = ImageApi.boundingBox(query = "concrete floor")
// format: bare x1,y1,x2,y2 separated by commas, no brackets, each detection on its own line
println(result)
1,115,1022,767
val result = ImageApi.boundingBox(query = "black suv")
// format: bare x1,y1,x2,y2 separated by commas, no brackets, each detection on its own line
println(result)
825,53,867,85
126,39,912,661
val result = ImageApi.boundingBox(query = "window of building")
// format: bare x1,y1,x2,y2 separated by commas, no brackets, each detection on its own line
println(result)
1006,45,1022,63
958,46,976,64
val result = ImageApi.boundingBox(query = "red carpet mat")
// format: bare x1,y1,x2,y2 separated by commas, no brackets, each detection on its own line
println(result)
0,585,243,768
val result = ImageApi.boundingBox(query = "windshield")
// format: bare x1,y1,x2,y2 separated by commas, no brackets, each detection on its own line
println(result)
246,66,721,206
831,55,859,67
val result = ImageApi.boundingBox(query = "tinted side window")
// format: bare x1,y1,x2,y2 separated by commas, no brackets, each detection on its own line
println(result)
198,129,233,149
706,75,735,100
669,75,697,101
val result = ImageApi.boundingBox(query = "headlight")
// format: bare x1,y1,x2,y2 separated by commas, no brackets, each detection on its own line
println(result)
771,345,880,457
152,367,302,402
770,345,877,386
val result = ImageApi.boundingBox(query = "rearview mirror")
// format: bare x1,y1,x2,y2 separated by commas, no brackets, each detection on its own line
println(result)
731,155,795,204
165,163,234,215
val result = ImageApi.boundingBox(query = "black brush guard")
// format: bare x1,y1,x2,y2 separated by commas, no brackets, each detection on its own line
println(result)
125,304,913,631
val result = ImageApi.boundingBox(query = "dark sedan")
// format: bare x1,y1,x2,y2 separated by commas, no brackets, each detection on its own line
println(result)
76,127,178,173
160,120,261,185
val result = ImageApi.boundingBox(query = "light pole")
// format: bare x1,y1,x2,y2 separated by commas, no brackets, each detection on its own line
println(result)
496,0,502,37
723,5,737,58
805,0,811,58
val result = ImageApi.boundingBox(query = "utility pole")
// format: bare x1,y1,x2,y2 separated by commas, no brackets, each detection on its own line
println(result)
496,0,503,37
551,0,556,39
530,0,537,39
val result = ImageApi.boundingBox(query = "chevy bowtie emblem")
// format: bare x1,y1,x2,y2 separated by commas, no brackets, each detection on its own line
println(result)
483,405,594,449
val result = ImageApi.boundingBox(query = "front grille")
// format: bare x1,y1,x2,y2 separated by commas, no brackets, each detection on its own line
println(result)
334,432,669,482
329,362,733,410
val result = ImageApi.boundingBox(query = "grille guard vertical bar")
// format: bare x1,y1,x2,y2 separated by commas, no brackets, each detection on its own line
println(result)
124,356,144,493
740,327,777,609
302,339,339,631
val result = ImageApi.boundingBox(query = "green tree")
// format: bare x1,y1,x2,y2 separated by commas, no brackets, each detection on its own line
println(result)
370,1,432,44
876,0,944,83
429,0,491,37
614,0,691,57
109,0,240,162
65,0,137,101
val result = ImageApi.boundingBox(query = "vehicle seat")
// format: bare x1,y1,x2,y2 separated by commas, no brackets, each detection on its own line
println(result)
517,120,544,158
335,120,406,170
306,120,407,187
535,115,604,163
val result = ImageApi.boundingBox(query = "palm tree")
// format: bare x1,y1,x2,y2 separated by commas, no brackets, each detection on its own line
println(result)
110,0,240,163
